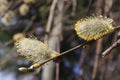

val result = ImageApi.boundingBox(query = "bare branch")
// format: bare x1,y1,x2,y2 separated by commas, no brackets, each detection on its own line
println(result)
44,0,58,43
92,39,102,80
71,0,77,16
114,26,120,31
0,1,14,17
102,39,120,57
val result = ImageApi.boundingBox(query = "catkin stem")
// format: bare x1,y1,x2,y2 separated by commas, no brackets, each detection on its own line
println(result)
30,40,93,69
114,26,120,31
37,25,120,65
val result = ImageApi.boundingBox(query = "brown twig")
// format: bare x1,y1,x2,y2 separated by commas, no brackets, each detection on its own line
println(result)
0,47,15,67
71,0,77,16
102,39,120,57
79,46,90,66
86,0,93,15
42,0,59,80
0,1,14,17
23,16,36,32
10,0,22,10
114,26,120,31
44,0,58,43
27,41,92,70
104,32,117,80
92,39,102,80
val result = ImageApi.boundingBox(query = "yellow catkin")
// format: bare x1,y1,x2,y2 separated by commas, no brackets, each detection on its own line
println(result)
75,15,114,41
15,38,59,63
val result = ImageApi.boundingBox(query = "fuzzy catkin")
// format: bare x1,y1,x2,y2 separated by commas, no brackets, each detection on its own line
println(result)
75,16,114,41
15,38,59,63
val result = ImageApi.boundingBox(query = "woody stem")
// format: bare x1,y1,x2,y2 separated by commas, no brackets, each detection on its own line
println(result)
31,40,93,68
114,26,120,31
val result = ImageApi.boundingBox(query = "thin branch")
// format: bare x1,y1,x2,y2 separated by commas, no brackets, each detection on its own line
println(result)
71,0,77,16
23,16,36,32
0,1,14,17
92,39,102,80
79,46,90,66
86,0,93,15
0,47,15,67
42,1,60,80
114,26,120,31
10,0,22,10
60,41,90,55
44,0,58,43
102,39,120,57
46,0,57,32
104,32,117,80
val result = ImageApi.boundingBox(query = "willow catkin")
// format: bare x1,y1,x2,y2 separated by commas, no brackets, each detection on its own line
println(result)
75,16,114,41
15,38,59,63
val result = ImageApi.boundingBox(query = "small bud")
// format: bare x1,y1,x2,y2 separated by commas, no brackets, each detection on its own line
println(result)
13,33,25,42
50,51,59,57
18,67,28,72
19,4,29,16
29,63,42,69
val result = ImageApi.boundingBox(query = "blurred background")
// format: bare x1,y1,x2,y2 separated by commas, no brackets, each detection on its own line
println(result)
0,0,120,80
